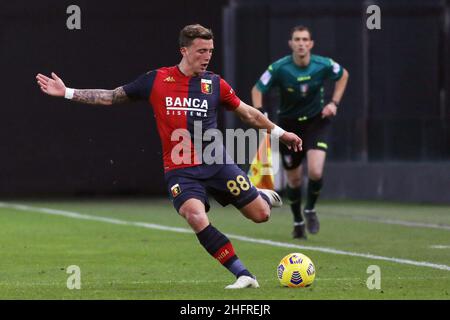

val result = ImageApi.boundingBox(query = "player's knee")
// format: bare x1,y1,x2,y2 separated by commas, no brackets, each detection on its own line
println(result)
181,210,202,225
260,209,270,222
308,169,323,181
179,205,206,227
251,207,270,223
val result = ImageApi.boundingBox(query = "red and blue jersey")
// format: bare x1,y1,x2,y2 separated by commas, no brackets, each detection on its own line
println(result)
123,66,241,172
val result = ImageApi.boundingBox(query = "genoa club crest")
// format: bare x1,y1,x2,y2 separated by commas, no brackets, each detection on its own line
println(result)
201,79,212,94
170,184,181,198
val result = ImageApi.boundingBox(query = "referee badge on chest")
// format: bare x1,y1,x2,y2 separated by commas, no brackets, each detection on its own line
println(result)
300,84,309,97
201,79,212,94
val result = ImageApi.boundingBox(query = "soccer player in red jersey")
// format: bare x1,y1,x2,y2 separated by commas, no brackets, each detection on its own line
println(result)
36,24,302,289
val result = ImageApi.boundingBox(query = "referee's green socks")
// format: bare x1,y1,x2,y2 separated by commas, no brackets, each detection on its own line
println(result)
305,178,323,211
286,185,303,224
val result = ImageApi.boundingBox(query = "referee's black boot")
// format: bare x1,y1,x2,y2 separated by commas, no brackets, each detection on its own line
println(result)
304,209,320,234
292,223,307,239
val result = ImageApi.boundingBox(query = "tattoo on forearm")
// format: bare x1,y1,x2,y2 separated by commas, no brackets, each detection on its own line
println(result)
72,87,129,105
111,87,129,104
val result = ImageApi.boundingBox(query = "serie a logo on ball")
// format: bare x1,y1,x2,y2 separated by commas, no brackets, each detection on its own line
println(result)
277,253,316,287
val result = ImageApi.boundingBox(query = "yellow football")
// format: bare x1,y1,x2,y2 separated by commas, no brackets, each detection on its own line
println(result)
277,253,316,287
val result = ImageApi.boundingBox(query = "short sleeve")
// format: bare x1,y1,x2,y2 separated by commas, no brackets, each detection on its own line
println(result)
219,78,241,110
255,64,277,93
122,71,156,101
325,59,344,81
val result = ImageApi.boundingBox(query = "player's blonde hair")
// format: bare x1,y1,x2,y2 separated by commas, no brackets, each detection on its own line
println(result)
179,24,214,47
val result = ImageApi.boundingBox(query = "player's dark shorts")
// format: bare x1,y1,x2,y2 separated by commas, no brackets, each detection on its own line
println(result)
164,163,260,213
278,113,331,170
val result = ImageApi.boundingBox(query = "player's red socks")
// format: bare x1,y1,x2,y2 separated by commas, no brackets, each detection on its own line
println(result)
196,224,253,278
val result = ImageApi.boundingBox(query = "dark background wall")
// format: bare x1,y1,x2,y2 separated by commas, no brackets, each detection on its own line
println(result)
1,0,449,203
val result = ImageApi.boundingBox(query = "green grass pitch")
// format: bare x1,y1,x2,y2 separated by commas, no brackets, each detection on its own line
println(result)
0,198,449,299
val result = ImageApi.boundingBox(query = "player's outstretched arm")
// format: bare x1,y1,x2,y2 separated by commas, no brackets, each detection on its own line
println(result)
234,101,302,152
36,72,130,105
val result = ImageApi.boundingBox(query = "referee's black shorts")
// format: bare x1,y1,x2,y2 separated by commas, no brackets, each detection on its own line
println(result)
278,113,332,170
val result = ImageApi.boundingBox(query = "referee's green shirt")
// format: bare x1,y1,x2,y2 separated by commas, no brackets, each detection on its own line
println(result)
256,54,344,120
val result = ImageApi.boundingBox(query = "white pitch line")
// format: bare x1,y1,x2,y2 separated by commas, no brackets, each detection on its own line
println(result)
430,245,450,249
311,210,450,231
1,202,450,272
349,215,450,231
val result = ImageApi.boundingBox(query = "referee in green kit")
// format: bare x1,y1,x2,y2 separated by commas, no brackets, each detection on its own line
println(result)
252,25,349,239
